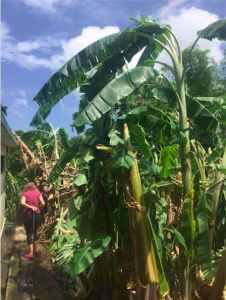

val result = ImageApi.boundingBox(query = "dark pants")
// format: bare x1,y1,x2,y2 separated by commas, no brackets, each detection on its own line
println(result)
23,213,41,245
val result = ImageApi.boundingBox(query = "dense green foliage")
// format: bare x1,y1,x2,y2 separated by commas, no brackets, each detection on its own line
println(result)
25,16,226,300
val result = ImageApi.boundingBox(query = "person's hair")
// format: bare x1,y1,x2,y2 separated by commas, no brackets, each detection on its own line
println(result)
23,182,38,193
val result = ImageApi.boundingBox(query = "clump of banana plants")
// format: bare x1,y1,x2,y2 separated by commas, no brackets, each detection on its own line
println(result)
31,14,226,300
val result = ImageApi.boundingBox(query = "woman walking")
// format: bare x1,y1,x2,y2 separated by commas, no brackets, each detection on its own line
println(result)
21,182,45,258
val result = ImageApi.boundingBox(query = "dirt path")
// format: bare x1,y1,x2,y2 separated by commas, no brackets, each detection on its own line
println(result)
1,222,63,300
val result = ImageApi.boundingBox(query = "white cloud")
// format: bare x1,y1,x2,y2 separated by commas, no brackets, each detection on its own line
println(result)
23,0,74,14
50,26,120,68
17,37,63,52
1,22,12,41
17,89,27,98
127,1,224,71
149,1,224,65
9,94,34,118
1,23,120,71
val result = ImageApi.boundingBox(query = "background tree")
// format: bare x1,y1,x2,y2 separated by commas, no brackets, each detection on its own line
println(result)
182,45,218,97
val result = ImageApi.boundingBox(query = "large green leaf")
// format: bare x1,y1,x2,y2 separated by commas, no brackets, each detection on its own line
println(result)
112,149,135,169
46,141,79,183
194,194,212,281
133,124,152,158
146,213,170,297
30,22,170,127
139,84,177,105
137,85,219,132
58,127,70,150
78,144,94,162
195,97,225,106
197,18,226,41
73,169,89,187
72,66,161,127
120,105,173,132
68,192,105,240
159,144,179,179
70,232,111,277
136,31,171,66
181,195,196,260
186,95,219,132
55,234,80,267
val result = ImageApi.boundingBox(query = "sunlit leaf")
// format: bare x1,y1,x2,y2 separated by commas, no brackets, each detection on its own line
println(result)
70,232,111,277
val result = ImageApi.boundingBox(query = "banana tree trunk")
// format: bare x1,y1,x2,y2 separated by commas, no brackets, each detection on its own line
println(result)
209,147,226,248
176,65,195,300
123,123,160,298
208,249,226,300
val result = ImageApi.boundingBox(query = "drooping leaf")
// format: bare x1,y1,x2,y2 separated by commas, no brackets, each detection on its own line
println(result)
195,97,225,106
70,232,111,277
197,18,226,41
186,95,219,132
147,213,170,297
112,149,135,169
194,194,212,281
181,194,196,260
68,195,105,240
78,144,94,162
215,191,226,249
120,105,173,134
207,163,226,175
139,84,177,105
142,161,162,175
137,84,219,133
133,124,152,158
58,127,70,150
73,169,89,187
68,194,83,230
159,144,179,179
55,234,80,267
46,141,79,183
72,66,161,127
137,31,171,66
30,22,170,127
171,228,187,252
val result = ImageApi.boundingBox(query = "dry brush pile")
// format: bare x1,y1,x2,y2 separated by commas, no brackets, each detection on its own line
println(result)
13,131,78,240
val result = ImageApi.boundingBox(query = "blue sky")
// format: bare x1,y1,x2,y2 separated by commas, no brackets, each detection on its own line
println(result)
1,0,226,138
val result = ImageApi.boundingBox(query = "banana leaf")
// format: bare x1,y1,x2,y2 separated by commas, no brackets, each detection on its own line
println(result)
70,231,111,277
112,149,135,169
181,195,196,260
72,66,160,127
197,18,226,41
58,127,70,150
30,22,170,127
46,141,79,183
73,169,89,187
120,105,174,132
137,30,171,66
146,213,170,297
138,85,219,132
186,95,219,132
133,124,152,158
68,194,105,240
138,84,177,105
159,144,179,179
194,194,212,281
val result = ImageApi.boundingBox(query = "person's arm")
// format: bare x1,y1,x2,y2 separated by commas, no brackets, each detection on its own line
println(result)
39,195,45,207
21,196,38,211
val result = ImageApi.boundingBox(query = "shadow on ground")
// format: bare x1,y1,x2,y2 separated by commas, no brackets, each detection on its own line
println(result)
1,222,63,300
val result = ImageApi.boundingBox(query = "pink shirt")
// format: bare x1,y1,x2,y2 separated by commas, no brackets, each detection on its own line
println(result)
22,190,41,214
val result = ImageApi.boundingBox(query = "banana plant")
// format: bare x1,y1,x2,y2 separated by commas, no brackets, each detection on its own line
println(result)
31,15,226,300
5,169,23,222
